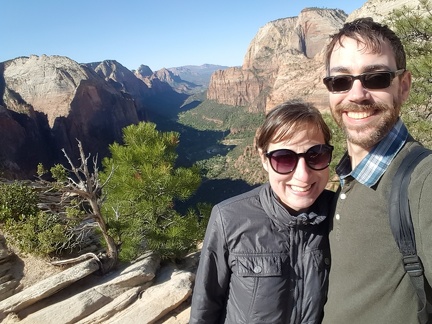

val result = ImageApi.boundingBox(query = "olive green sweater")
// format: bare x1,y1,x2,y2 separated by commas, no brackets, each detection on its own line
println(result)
323,140,432,324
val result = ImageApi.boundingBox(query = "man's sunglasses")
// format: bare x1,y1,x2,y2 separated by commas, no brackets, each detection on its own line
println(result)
265,144,334,174
323,69,405,93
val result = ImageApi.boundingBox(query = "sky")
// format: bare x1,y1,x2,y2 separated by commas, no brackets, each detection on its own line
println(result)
1,0,367,72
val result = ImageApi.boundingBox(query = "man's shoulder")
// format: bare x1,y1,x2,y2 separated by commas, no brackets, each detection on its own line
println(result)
395,142,432,170
392,142,432,202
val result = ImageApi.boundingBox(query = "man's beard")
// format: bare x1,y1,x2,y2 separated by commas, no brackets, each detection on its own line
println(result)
331,101,401,149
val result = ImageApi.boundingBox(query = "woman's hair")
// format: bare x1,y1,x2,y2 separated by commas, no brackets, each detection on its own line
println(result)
255,100,331,153
324,17,406,72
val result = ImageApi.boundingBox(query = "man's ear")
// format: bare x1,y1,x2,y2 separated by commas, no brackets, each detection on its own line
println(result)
400,70,412,102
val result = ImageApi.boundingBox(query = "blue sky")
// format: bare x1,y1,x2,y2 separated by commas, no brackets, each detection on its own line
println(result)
1,0,366,71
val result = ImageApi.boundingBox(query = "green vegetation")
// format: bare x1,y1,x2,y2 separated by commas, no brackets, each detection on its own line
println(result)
0,123,209,267
100,122,208,262
178,100,265,183
0,182,38,223
386,0,432,148
179,100,265,133
322,113,346,186
0,182,74,255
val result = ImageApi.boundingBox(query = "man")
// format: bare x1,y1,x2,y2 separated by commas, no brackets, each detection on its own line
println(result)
322,17,432,323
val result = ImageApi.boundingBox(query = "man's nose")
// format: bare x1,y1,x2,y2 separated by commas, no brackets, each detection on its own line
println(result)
347,79,370,103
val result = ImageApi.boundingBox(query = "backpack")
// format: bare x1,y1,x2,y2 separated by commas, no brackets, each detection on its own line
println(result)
389,145,432,324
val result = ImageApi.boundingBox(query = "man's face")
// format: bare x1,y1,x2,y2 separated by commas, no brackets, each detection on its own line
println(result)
327,36,411,149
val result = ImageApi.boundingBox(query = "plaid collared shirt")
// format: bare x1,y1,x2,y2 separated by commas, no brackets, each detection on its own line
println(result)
336,118,408,187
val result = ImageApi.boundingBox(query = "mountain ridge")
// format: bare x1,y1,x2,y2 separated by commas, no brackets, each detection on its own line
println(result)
207,0,425,112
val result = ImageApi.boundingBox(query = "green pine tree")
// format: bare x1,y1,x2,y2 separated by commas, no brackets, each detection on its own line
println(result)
386,0,432,147
100,122,207,262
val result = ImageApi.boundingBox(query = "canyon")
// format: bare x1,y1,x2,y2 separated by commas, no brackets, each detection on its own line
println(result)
0,0,425,322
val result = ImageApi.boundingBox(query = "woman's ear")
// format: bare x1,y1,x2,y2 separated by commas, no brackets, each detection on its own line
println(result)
258,149,269,172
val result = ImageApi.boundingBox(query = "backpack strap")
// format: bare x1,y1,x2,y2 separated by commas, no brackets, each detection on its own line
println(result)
389,145,432,324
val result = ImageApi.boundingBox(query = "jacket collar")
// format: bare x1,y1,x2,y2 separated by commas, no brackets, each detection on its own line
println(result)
259,183,328,229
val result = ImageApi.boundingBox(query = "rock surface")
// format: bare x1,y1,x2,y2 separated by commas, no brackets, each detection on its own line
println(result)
0,258,100,319
0,235,198,323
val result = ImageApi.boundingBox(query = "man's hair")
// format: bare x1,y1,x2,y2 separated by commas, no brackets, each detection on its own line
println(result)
324,17,406,72
254,100,331,153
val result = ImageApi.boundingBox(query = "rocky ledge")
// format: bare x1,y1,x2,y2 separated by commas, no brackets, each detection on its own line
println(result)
0,234,197,323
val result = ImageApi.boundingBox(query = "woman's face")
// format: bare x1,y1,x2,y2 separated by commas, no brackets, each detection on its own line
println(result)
260,127,330,214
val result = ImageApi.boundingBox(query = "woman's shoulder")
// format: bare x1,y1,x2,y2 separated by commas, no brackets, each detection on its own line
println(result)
216,184,265,208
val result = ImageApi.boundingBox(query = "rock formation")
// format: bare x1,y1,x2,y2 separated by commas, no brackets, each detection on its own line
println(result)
0,234,197,323
207,67,264,112
207,0,424,113
86,60,192,116
151,68,202,95
0,235,20,301
166,64,230,88
348,0,423,22
86,60,152,116
0,55,204,179
1,55,140,177
133,68,191,120
207,8,347,113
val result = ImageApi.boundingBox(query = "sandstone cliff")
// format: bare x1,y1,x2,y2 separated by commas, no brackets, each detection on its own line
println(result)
348,0,423,22
166,64,230,88
86,60,152,116
207,0,424,113
207,8,347,112
1,55,140,177
0,55,199,178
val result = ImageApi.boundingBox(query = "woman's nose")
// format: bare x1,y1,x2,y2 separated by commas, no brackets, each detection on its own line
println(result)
292,157,312,181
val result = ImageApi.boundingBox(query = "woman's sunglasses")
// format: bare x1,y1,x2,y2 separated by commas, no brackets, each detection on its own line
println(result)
265,144,334,174
323,69,405,93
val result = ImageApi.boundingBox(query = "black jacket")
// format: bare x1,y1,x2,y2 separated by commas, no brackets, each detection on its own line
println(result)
190,183,333,324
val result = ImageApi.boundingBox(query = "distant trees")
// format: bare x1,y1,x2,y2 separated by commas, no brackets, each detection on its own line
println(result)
0,121,209,272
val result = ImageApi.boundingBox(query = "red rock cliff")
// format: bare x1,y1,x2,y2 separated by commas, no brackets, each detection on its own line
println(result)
207,8,347,112
1,55,140,177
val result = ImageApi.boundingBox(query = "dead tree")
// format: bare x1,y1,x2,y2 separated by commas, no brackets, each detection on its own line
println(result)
38,140,117,273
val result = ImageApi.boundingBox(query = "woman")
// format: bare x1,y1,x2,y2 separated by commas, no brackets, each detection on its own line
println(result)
189,100,334,324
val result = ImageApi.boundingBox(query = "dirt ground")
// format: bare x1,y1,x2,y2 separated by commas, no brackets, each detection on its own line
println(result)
8,251,64,289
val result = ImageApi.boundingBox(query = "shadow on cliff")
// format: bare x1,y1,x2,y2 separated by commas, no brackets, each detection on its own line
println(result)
180,100,201,111
139,88,190,120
